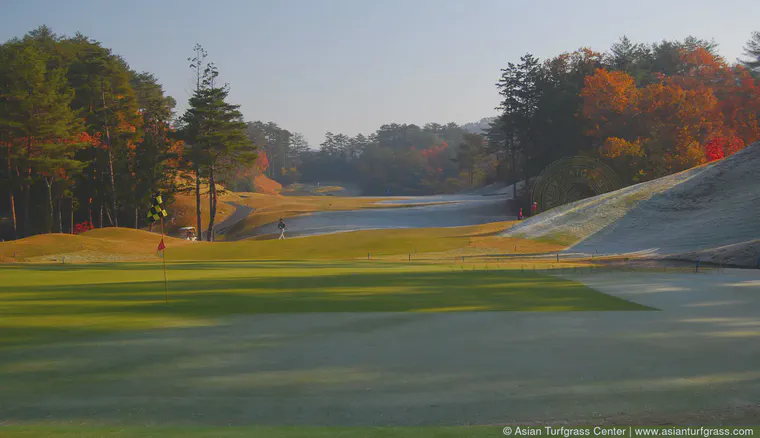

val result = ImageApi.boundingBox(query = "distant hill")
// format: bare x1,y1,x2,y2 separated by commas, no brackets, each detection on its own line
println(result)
461,117,497,134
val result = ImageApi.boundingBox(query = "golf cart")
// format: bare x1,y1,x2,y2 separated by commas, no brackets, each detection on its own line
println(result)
179,226,198,241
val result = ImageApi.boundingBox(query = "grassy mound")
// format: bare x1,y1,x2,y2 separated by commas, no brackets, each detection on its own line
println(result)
504,164,710,246
506,142,760,264
0,221,566,263
0,228,192,262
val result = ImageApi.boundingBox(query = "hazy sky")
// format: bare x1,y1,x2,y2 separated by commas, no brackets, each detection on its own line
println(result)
2,0,759,146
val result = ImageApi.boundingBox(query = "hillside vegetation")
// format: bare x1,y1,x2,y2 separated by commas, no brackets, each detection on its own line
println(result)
506,142,760,267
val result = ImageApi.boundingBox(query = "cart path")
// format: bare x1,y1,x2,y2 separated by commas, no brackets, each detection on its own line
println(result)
206,202,254,239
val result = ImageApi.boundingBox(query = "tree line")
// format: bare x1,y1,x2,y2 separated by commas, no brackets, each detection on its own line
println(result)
2,26,759,240
0,26,182,240
486,33,760,205
223,120,498,196
0,27,254,241
232,34,760,201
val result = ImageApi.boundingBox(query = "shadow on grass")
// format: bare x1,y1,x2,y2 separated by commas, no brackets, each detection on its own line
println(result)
0,266,651,349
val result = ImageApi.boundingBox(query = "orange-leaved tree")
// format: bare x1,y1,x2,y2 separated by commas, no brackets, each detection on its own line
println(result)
581,46,760,183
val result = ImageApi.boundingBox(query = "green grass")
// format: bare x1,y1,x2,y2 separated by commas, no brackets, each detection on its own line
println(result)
0,260,649,349
4,426,759,438
170,228,472,260
0,426,501,437
1,222,565,263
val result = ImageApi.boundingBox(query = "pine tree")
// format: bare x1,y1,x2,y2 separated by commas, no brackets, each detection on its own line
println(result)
130,71,178,229
179,62,255,241
743,31,760,73
187,44,208,236
1,38,86,235
495,53,542,197
67,36,140,227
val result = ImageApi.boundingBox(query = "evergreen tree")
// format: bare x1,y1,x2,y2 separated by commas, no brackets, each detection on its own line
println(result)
743,31,760,73
179,63,255,241
130,71,178,228
0,38,86,235
495,53,542,197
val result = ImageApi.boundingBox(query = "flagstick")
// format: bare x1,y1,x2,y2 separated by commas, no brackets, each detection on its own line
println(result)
160,217,168,304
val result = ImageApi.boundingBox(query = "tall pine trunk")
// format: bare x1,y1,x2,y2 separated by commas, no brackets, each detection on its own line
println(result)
195,165,202,238
70,198,74,234
107,148,118,227
105,205,114,227
511,137,517,200
102,84,118,227
45,177,54,234
23,184,30,236
23,137,32,236
8,189,17,239
206,164,216,242
6,144,17,239
57,195,63,233
135,207,138,229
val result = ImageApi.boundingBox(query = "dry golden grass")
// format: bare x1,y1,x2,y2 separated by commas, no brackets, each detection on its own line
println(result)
168,192,238,233
371,221,568,262
314,185,345,193
252,173,282,195
0,228,194,262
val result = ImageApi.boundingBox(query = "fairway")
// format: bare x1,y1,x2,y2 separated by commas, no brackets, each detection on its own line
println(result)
0,260,647,349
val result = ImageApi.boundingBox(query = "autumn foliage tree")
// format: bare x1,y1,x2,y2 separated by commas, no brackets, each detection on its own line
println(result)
0,26,182,240
581,46,760,182
481,33,760,213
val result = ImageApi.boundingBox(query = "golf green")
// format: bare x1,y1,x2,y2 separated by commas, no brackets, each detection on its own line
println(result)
0,261,649,349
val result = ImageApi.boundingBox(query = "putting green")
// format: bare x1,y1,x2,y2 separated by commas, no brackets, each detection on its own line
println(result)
0,260,649,349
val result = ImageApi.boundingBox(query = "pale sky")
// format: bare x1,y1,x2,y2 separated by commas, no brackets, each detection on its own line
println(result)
2,0,759,146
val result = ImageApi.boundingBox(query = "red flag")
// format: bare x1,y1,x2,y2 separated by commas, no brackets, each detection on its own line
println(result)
157,239,166,252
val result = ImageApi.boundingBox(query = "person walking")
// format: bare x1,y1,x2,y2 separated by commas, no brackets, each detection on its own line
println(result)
277,218,287,239
518,208,524,221
531,202,537,216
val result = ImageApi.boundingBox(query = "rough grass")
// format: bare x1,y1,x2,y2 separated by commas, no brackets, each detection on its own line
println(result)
0,260,649,349
0,228,193,262
252,173,283,195
314,185,345,194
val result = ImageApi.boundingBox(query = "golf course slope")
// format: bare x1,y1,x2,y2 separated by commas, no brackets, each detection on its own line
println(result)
0,228,194,262
504,141,760,266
